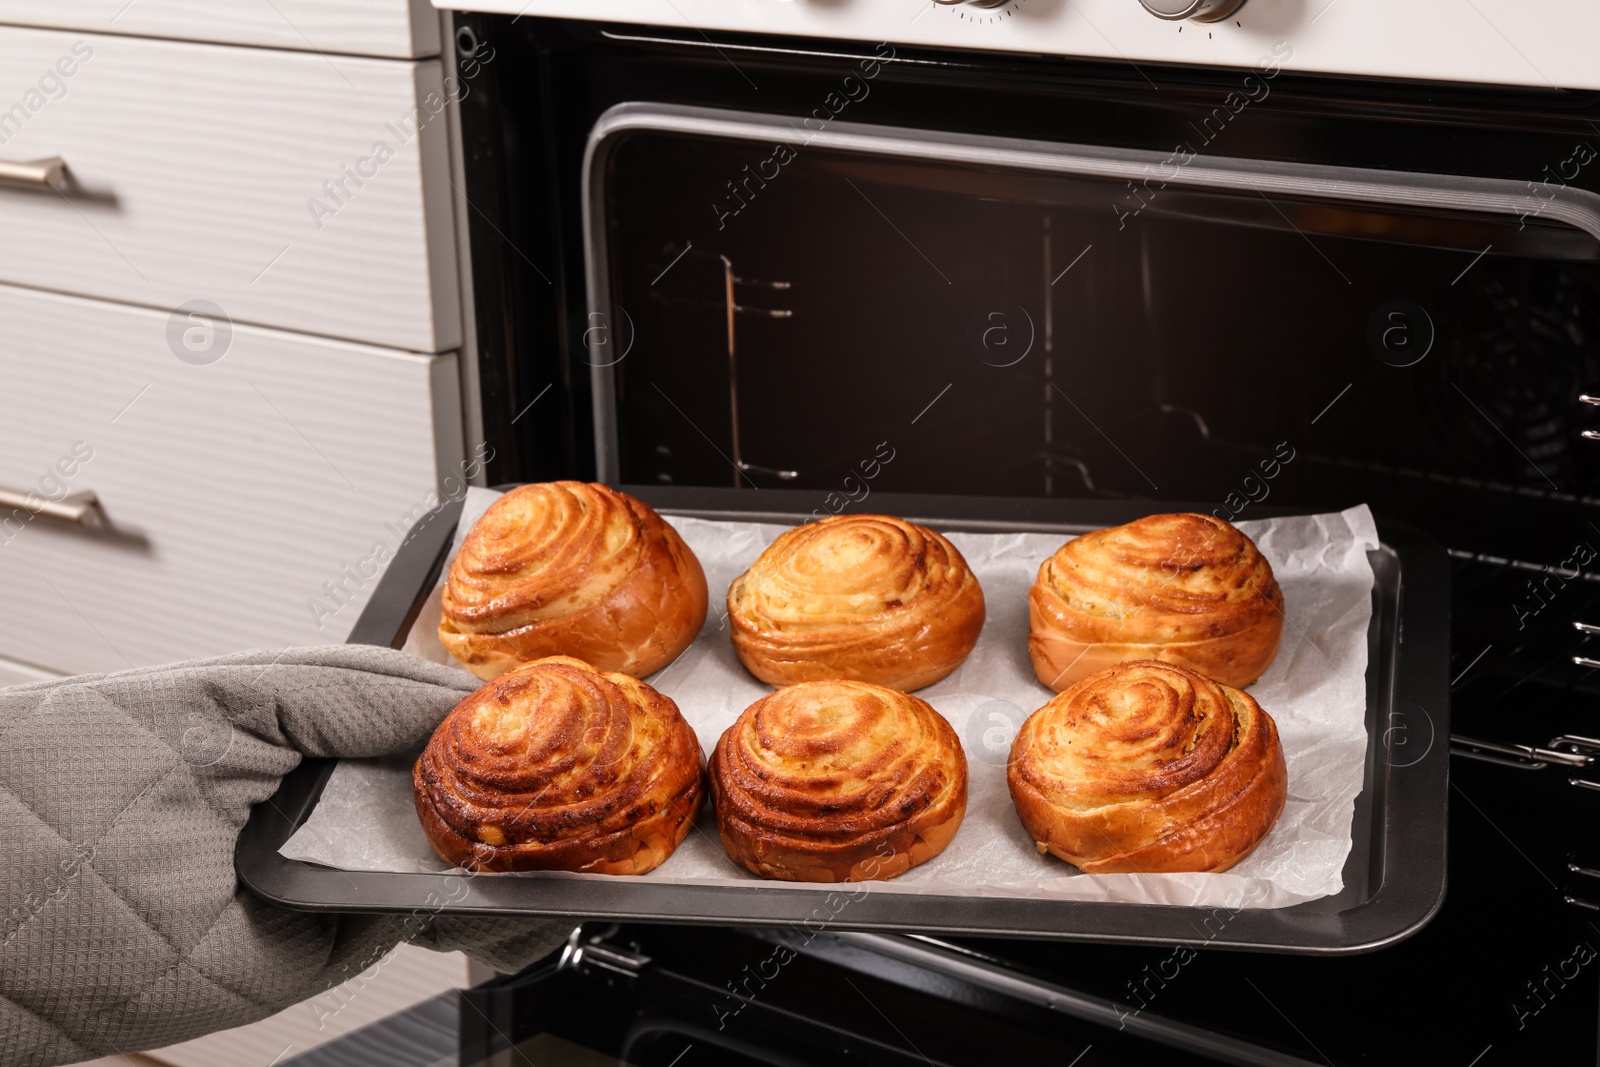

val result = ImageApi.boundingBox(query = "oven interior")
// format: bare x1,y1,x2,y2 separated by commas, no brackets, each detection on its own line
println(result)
605,132,1599,509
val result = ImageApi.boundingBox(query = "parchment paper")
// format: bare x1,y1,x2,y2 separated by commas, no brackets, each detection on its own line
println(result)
283,489,1379,909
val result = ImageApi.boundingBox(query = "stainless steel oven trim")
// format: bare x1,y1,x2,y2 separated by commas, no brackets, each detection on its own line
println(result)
582,101,1600,482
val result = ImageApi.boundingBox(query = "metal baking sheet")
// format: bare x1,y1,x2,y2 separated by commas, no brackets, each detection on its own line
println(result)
235,487,1449,955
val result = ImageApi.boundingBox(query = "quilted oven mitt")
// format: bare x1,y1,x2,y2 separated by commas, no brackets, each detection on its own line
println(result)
0,646,573,1067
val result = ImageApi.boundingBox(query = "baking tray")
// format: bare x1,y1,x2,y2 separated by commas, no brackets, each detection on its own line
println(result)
236,487,1450,955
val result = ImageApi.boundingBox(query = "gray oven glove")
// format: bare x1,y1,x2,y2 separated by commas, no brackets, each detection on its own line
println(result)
0,646,573,1067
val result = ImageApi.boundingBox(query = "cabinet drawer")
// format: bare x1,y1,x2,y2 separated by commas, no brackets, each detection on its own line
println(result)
0,27,460,353
0,284,467,677
0,0,439,60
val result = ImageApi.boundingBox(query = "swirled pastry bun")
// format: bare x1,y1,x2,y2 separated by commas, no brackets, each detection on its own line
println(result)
413,655,705,874
709,680,967,882
727,514,985,692
1028,512,1282,692
438,481,708,681
1008,660,1287,874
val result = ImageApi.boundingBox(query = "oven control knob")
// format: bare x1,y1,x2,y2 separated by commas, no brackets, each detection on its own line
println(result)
1138,0,1247,21
932,0,1011,7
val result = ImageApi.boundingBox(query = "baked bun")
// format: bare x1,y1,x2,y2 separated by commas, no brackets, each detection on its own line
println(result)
413,655,705,874
438,481,708,681
1008,660,1287,874
709,680,967,882
1028,512,1282,692
727,514,985,692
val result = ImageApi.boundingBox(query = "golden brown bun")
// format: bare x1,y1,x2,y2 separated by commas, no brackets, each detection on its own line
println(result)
1008,660,1287,874
1028,512,1282,692
709,680,967,882
727,514,985,692
413,655,705,874
438,481,708,681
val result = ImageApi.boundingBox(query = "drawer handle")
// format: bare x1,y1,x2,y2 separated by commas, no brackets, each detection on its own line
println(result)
0,156,67,190
0,487,100,525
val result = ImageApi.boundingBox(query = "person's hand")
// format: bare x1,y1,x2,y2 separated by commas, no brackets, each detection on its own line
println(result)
0,646,572,1067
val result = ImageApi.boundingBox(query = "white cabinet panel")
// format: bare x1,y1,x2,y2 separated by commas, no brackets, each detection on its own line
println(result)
0,0,439,60
0,652,61,687
71,946,474,1067
0,284,466,676
0,26,460,353
153,946,471,1067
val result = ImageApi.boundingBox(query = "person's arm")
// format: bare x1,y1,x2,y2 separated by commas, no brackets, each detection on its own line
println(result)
0,645,570,1067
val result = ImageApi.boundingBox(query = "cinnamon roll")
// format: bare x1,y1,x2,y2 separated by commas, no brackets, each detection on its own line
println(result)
709,680,967,882
1008,660,1288,874
438,481,708,680
413,655,705,874
727,514,985,692
1028,512,1282,692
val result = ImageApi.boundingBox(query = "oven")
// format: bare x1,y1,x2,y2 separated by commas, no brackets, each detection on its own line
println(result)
428,3,1600,1061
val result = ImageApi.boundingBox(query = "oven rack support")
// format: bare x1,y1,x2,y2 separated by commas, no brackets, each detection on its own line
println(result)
1450,733,1600,786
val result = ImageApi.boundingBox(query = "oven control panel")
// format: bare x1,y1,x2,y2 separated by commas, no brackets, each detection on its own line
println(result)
432,0,1600,91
